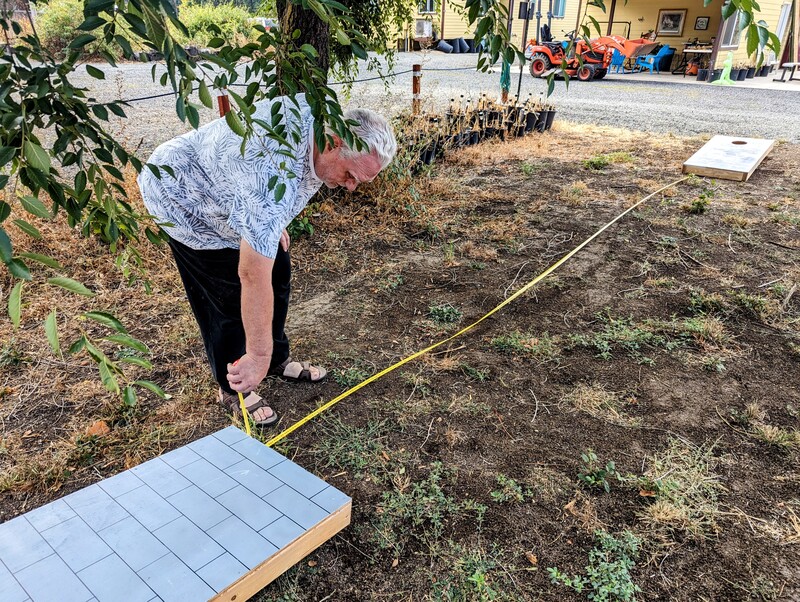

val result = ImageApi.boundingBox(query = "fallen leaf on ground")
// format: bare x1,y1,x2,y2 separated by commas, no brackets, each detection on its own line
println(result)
86,420,110,437
525,551,538,566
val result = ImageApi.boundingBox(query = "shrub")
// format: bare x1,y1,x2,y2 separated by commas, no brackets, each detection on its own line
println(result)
174,1,257,47
37,0,123,57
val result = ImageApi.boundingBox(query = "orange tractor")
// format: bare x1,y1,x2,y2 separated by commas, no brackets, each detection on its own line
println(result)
525,32,659,81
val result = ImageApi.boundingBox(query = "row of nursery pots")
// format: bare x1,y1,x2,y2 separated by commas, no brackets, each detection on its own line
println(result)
414,107,557,167
696,64,773,82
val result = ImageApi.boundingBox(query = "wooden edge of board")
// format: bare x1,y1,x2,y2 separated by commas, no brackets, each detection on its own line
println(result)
210,501,352,602
682,164,747,181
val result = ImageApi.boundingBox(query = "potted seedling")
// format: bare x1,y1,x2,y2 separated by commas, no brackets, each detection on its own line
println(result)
746,64,756,78
736,63,748,81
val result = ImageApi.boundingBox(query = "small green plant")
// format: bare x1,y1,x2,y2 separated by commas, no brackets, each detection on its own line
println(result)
684,187,714,214
315,417,391,479
578,450,619,493
570,313,665,365
332,364,370,388
490,474,529,504
429,303,462,325
688,289,728,316
490,331,559,362
548,529,642,602
381,273,404,292
584,155,610,170
520,161,536,176
372,462,485,554
287,214,315,239
459,363,489,382
431,545,519,601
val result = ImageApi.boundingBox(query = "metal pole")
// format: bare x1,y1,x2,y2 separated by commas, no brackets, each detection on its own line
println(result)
502,0,515,103
517,3,532,98
412,64,422,115
547,0,553,31
535,0,542,44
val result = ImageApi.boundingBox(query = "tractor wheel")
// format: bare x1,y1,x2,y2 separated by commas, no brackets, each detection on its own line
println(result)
594,68,607,79
576,64,596,81
529,53,551,77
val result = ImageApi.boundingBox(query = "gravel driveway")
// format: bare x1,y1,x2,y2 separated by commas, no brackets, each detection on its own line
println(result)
72,51,800,158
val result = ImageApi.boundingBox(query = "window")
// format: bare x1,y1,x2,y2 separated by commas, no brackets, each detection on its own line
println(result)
720,10,742,48
552,0,566,18
418,0,435,14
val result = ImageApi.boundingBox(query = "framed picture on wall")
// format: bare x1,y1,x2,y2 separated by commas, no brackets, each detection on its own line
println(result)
656,9,688,36
695,16,710,31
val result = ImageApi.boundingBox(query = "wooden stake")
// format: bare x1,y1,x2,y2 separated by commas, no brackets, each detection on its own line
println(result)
218,92,231,117
412,64,422,115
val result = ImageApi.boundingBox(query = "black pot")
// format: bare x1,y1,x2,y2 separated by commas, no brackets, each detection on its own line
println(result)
746,67,756,78
758,65,770,76
729,68,741,81
736,68,747,81
450,39,461,54
147,51,164,61
513,125,526,137
709,69,722,82
697,68,709,81
487,110,502,127
436,39,453,53
420,141,437,165
525,111,538,132
186,46,200,57
544,110,556,131
470,130,480,145
535,111,548,132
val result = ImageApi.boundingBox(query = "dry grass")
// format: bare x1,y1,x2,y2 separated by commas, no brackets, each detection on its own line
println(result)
558,181,589,206
563,383,638,426
636,438,725,543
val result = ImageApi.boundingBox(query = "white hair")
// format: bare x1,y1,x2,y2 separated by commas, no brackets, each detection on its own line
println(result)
336,108,397,169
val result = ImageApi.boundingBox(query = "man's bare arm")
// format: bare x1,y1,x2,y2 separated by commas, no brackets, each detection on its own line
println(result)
227,239,274,392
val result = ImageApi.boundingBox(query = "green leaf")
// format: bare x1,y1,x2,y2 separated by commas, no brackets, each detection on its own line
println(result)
0,226,11,263
98,361,120,394
78,16,106,30
18,253,62,270
122,386,138,407
45,309,60,355
8,281,22,329
275,183,286,203
118,356,153,369
13,219,42,240
47,277,95,297
198,80,212,108
23,141,51,173
0,147,15,167
335,29,351,45
104,334,149,353
0,202,9,223
134,379,169,399
8,259,30,280
225,110,246,137
69,33,97,49
84,311,128,333
86,65,105,79
19,195,51,219
68,336,86,354
350,42,367,60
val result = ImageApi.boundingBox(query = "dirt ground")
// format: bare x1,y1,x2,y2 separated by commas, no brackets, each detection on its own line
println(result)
2,122,799,601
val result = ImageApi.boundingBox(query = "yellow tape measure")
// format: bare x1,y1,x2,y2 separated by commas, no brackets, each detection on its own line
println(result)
260,177,689,447
237,391,252,437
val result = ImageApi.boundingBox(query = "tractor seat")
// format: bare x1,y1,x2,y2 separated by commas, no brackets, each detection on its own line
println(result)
543,42,563,54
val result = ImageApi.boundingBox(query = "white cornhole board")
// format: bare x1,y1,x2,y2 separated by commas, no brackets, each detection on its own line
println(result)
682,135,775,182
0,426,351,602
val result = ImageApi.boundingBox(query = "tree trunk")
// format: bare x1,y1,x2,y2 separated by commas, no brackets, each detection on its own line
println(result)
276,0,330,85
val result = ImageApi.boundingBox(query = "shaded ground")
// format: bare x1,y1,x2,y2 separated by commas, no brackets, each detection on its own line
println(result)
2,123,799,601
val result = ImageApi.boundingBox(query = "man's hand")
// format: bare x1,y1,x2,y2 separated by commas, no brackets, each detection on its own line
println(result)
227,354,269,393
280,229,290,252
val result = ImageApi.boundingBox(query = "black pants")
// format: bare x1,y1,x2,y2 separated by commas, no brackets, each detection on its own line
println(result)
168,238,291,394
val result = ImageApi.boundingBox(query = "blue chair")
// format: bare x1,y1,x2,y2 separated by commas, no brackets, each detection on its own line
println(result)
635,45,675,74
610,49,627,73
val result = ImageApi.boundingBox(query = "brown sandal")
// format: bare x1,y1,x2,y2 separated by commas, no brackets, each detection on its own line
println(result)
269,358,328,383
218,390,279,428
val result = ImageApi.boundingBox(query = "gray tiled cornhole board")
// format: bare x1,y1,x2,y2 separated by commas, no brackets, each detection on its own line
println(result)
0,427,351,602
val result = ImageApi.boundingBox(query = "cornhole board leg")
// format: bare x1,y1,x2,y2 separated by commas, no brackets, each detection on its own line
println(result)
0,426,351,602
682,135,775,182
213,502,351,602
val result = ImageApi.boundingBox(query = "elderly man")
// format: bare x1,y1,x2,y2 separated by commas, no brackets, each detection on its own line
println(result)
139,95,396,426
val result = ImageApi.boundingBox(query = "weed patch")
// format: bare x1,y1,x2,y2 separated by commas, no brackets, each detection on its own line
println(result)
548,529,641,602
314,417,392,480
490,331,560,363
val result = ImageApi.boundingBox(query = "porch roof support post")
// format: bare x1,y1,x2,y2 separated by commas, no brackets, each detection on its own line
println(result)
708,12,727,71
607,0,617,36
574,0,583,36
440,0,446,41
793,0,799,62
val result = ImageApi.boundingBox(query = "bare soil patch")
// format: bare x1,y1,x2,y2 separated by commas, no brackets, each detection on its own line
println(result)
2,122,799,601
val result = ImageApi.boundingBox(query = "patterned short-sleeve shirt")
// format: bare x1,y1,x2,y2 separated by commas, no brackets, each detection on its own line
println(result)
138,95,322,259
